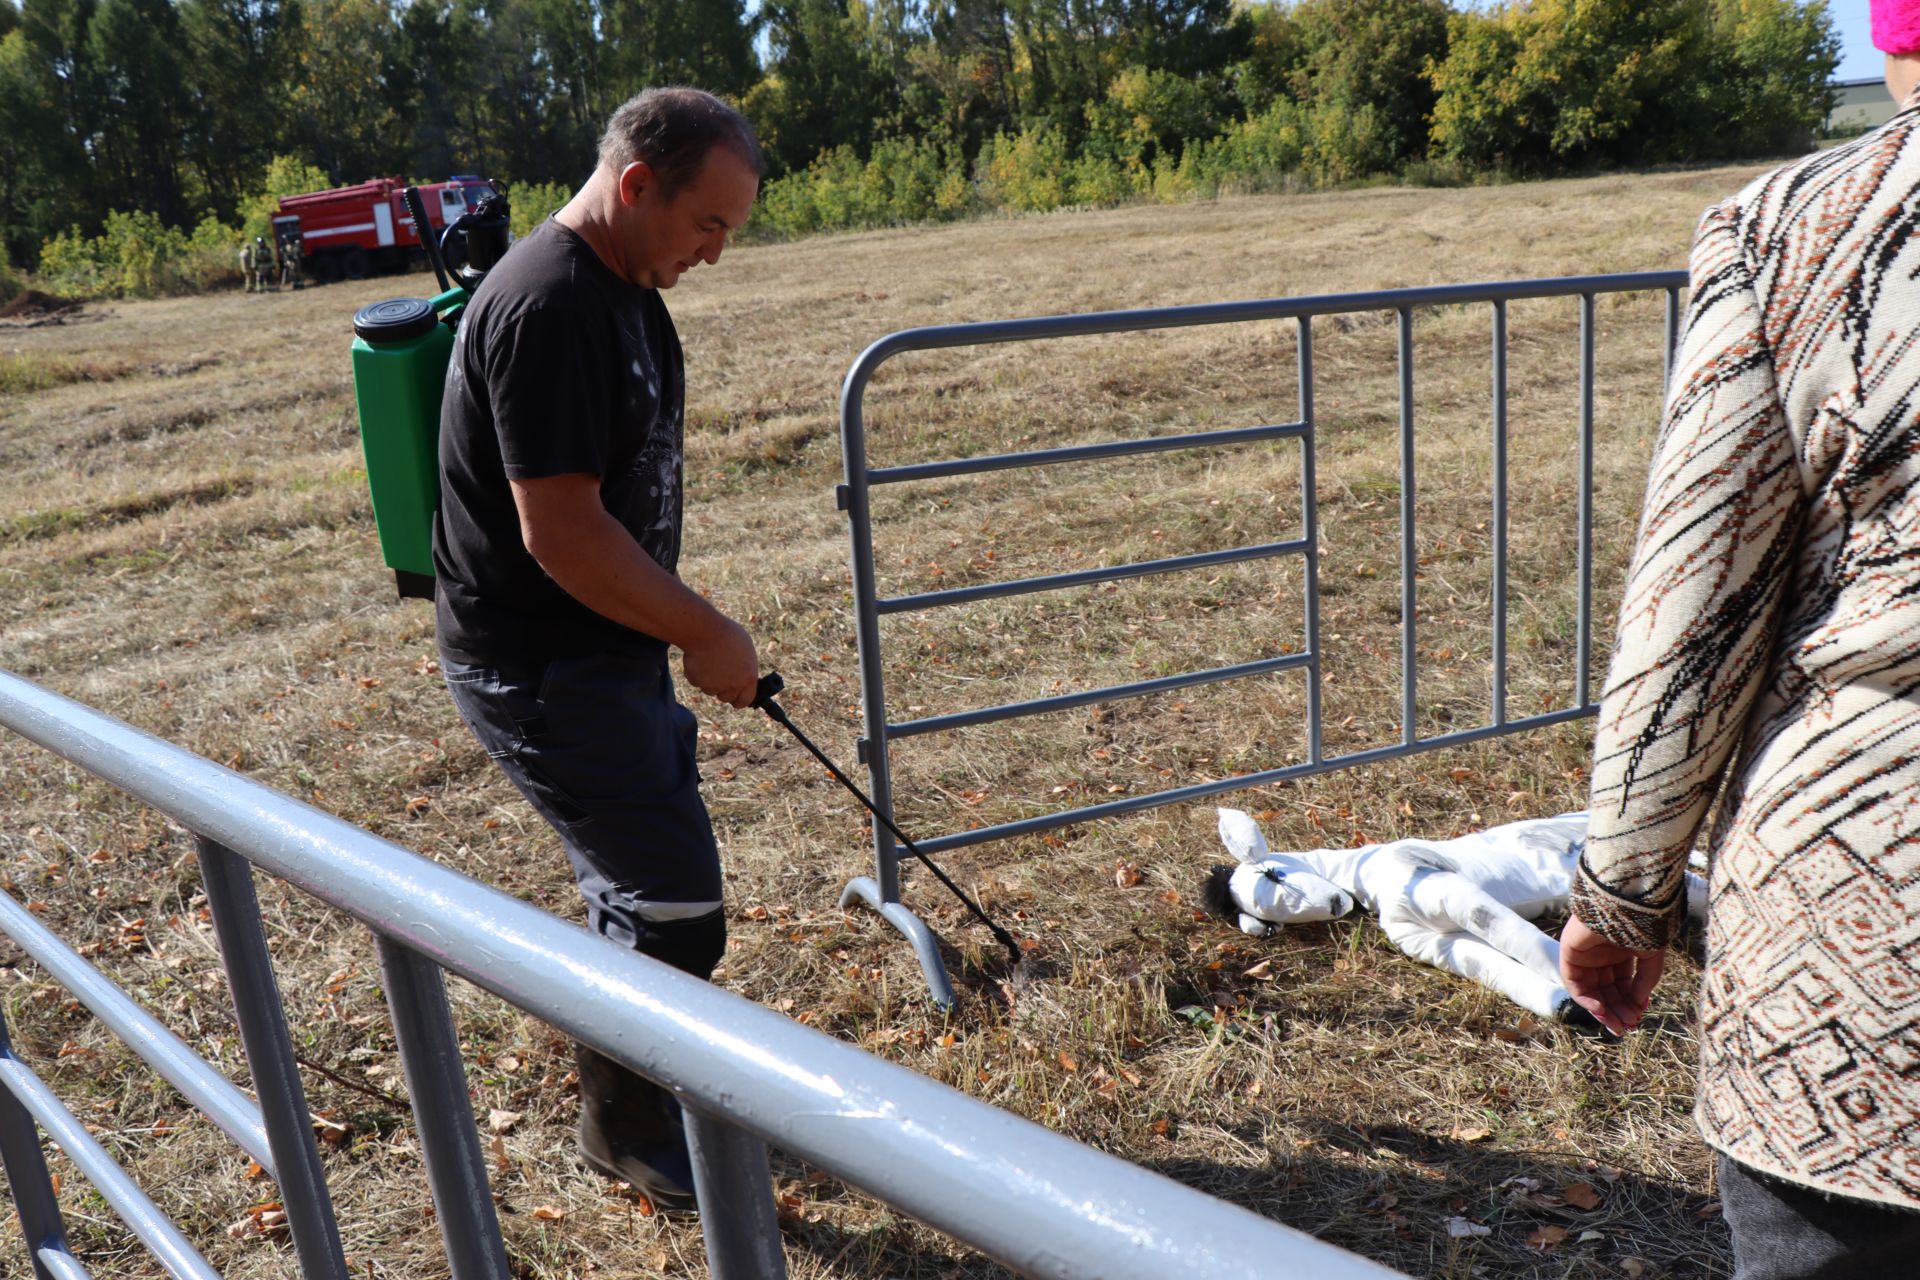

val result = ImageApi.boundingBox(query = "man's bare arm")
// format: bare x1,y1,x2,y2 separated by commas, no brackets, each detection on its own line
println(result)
510,473,758,708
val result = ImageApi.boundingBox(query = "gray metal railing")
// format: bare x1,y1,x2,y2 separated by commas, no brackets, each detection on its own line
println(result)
0,669,1402,1279
836,272,1689,1007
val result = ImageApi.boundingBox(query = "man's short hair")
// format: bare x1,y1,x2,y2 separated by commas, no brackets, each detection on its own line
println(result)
598,88,764,197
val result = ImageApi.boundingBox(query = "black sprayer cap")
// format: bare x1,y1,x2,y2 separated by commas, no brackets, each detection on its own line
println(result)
353,297,439,344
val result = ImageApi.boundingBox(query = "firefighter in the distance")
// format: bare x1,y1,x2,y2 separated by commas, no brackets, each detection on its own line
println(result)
238,238,259,292
280,229,305,290
253,236,273,291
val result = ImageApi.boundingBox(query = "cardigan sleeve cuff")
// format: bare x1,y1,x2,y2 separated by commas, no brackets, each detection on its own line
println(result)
1569,855,1683,952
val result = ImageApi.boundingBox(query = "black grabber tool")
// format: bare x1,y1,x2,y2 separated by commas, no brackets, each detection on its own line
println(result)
752,673,1023,968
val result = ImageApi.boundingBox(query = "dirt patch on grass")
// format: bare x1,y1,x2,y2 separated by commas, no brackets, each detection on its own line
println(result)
0,289,82,320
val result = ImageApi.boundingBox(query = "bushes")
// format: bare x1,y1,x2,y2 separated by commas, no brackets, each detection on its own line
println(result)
1428,0,1837,170
506,180,574,239
37,210,237,299
239,155,334,243
753,136,972,238
0,247,22,309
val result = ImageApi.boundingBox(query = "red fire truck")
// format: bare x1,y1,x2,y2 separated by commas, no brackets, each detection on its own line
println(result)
273,175,498,282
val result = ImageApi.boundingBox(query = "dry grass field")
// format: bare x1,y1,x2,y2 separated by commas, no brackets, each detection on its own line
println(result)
0,161,1779,1279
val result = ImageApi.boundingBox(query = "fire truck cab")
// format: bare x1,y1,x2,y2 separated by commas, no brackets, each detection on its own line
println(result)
277,176,498,282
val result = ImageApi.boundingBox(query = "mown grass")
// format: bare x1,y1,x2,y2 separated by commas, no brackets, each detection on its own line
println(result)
0,162,1775,1279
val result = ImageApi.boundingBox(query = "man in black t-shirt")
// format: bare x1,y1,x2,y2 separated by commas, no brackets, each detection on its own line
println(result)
432,88,762,1211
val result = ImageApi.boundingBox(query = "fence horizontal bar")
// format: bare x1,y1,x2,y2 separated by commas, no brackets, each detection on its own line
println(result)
0,1051,218,1280
880,537,1310,615
35,1244,91,1280
0,670,1402,1280
842,272,1689,391
910,705,1598,855
867,421,1309,487
888,652,1313,740
0,889,272,1174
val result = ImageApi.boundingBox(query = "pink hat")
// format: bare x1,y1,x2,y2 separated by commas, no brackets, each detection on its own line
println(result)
1874,0,1920,56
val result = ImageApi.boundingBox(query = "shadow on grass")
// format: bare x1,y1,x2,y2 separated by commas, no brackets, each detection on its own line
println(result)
1140,1121,1730,1280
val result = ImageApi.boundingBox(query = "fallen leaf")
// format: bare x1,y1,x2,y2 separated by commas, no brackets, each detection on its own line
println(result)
487,1109,521,1134
244,1160,265,1180
1622,1259,1650,1278
1527,1225,1568,1250
495,1054,520,1073
1445,1216,1491,1238
1243,959,1275,980
1112,862,1142,888
1451,1125,1493,1143
1117,1066,1142,1086
405,795,430,816
1057,1051,1078,1072
1577,1229,1607,1243
531,1205,567,1222
1562,1181,1603,1210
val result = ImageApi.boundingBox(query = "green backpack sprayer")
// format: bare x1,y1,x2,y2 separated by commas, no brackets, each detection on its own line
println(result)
348,184,510,600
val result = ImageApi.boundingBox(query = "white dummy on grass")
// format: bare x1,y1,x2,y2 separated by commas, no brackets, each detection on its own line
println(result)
1205,809,1708,1024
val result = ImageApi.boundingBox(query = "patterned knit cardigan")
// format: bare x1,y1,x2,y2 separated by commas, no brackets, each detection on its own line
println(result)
1571,102,1920,1210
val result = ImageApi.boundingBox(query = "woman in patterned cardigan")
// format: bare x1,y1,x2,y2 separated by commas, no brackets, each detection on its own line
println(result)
1561,5,1920,1274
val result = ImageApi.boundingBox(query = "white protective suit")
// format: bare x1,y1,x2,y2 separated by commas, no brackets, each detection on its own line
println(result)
1210,809,1708,1022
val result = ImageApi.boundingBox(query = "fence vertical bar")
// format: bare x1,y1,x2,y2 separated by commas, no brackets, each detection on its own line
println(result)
1491,301,1509,729
840,365,900,907
193,836,350,1280
683,1108,787,1279
374,936,510,1280
1397,306,1417,746
836,353,957,1011
1299,316,1323,765
1663,286,1682,393
1576,294,1596,709
0,1008,71,1280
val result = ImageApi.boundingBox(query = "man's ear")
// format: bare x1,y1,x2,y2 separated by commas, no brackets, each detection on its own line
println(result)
616,160,657,206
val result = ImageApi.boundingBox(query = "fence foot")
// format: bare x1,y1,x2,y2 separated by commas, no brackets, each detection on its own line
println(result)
838,877,956,1011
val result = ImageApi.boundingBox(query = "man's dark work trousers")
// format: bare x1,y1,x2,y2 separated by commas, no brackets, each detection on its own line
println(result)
443,648,725,1208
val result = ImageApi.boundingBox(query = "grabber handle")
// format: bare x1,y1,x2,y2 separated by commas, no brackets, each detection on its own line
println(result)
752,671,786,714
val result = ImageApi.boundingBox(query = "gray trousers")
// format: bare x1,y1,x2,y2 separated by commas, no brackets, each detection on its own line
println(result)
1720,1154,1920,1280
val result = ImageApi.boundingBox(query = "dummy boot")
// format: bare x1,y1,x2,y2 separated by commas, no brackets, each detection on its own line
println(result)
575,1043,697,1210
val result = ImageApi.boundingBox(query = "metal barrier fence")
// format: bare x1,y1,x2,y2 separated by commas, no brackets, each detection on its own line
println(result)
0,669,1403,1279
836,271,1689,1007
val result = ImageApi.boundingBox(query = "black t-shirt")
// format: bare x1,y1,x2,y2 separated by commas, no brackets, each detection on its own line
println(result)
432,220,685,665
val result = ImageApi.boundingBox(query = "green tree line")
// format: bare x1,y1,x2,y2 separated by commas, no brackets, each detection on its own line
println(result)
0,0,1839,282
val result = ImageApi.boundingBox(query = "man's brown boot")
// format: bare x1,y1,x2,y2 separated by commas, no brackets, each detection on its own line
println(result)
574,1043,697,1211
